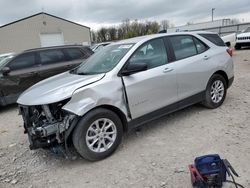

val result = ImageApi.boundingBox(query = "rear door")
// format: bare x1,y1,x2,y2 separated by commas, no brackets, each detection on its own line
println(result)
0,52,40,103
167,35,211,100
37,49,70,80
122,38,178,119
63,47,89,68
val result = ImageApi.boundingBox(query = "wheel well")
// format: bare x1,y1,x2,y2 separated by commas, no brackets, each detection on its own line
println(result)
93,105,129,132
213,70,229,88
66,105,129,148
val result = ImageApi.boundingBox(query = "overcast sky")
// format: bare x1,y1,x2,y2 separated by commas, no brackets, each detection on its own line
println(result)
0,0,250,30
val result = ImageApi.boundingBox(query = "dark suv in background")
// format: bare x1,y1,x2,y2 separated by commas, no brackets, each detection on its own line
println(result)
0,45,93,106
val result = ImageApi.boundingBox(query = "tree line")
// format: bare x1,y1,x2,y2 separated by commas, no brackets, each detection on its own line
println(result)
91,19,174,43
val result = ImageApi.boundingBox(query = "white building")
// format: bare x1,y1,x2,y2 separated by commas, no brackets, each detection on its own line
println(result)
0,12,91,53
167,19,231,33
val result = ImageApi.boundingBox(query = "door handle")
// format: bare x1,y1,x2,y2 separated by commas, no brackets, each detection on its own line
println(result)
203,55,210,60
163,67,174,73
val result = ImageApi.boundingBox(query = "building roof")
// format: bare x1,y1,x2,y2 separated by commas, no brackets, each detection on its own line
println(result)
0,12,90,30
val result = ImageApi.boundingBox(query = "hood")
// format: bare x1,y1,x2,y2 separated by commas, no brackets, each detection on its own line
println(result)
237,32,250,37
17,72,105,106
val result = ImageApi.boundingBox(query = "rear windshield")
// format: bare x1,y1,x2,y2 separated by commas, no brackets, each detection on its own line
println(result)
199,34,225,47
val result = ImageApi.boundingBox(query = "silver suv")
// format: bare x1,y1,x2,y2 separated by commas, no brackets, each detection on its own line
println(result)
18,32,234,161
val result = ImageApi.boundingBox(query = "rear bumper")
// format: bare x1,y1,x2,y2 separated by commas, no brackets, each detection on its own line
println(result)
228,76,234,88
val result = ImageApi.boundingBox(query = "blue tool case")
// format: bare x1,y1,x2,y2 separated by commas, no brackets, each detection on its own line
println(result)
195,154,225,179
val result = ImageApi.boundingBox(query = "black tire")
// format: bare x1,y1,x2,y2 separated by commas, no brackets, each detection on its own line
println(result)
202,74,227,109
72,108,123,161
235,44,241,50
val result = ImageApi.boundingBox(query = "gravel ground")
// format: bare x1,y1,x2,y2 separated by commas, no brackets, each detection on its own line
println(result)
0,49,250,188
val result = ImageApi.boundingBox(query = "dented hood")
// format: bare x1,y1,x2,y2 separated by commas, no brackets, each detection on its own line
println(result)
17,72,105,106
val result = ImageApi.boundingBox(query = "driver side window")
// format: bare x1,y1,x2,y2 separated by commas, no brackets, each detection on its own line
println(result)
129,38,168,69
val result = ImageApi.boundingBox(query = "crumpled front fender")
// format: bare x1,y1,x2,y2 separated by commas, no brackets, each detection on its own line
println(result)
62,76,129,120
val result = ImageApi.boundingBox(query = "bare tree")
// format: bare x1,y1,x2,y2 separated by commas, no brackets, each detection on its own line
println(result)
91,31,96,43
161,20,170,30
97,27,108,42
107,27,117,41
186,21,193,26
94,18,165,42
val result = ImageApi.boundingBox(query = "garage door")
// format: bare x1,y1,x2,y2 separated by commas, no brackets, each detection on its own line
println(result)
40,33,64,47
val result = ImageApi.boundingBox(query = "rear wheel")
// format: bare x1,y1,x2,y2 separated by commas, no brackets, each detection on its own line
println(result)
202,74,227,109
72,108,123,161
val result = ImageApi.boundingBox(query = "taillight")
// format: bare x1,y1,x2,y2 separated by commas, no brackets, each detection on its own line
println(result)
227,48,233,57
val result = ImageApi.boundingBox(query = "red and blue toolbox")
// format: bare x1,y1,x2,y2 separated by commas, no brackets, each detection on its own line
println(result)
188,154,244,188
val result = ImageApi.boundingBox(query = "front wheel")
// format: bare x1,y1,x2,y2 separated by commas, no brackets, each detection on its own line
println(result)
72,108,123,161
202,74,227,109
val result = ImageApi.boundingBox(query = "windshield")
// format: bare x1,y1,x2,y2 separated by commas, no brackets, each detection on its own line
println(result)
243,27,250,33
0,55,14,69
73,43,134,75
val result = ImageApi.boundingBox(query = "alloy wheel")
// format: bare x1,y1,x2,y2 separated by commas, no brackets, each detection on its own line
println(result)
210,80,225,103
86,118,117,153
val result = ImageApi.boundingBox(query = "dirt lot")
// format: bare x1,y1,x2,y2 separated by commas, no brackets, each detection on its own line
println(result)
0,49,250,188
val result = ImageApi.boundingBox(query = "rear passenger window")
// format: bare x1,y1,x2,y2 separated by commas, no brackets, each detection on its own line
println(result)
64,48,84,60
199,34,225,46
169,36,197,60
39,50,65,65
193,37,208,54
8,53,36,70
129,38,167,69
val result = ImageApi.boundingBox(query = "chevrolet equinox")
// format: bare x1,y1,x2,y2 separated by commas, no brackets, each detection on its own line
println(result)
17,32,234,161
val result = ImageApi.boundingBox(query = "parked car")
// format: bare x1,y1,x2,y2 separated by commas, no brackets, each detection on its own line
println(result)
221,33,236,47
91,42,111,52
235,27,250,50
18,32,234,161
0,45,93,106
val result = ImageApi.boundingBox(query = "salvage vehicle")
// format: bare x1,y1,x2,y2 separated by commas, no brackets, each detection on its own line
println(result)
0,45,93,106
18,32,234,161
235,27,250,50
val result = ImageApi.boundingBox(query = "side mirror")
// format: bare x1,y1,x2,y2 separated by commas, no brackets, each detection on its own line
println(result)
1,67,11,76
120,62,147,76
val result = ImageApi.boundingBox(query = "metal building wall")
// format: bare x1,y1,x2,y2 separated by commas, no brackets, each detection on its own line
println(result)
0,13,91,53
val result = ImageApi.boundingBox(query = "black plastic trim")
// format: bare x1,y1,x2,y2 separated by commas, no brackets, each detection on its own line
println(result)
228,76,234,88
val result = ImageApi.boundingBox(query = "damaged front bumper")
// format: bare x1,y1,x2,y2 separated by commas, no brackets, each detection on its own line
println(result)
19,101,79,157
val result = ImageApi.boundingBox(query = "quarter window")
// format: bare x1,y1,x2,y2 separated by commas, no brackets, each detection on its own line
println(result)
129,38,167,69
8,53,36,70
39,49,65,65
169,35,197,60
199,34,225,46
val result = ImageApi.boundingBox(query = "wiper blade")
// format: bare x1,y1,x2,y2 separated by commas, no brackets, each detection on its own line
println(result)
77,72,87,75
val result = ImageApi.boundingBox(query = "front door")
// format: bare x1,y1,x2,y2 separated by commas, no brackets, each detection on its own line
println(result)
122,38,178,119
0,52,40,104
